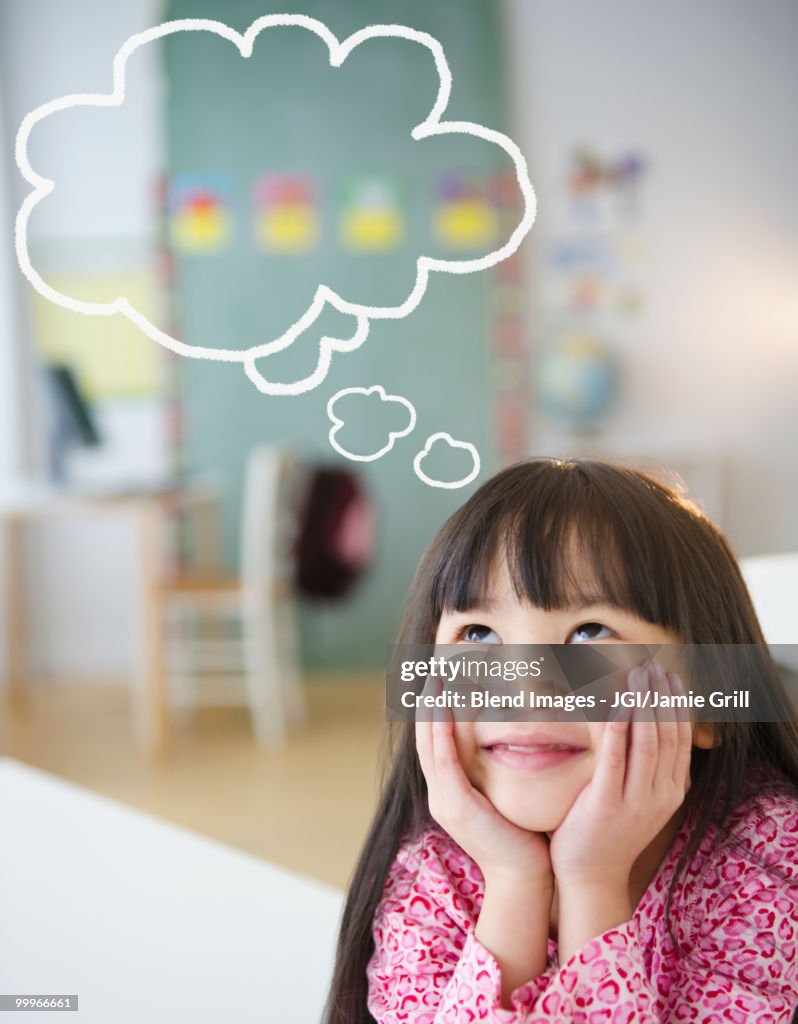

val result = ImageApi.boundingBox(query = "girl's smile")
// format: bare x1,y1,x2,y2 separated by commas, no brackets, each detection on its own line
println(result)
480,729,588,771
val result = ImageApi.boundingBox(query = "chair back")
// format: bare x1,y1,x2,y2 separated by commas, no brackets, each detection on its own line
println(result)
239,445,306,602
739,553,798,672
739,553,798,644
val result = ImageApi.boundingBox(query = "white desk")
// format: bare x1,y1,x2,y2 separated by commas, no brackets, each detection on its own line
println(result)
739,553,798,669
0,479,221,757
0,758,344,1023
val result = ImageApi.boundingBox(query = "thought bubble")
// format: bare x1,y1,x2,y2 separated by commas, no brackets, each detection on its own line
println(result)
413,432,481,489
15,14,535,398
327,385,416,462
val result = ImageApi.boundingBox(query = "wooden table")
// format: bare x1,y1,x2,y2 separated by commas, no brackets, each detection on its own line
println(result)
0,757,344,1023
0,480,220,758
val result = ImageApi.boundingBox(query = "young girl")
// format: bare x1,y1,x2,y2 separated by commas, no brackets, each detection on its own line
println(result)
324,458,798,1023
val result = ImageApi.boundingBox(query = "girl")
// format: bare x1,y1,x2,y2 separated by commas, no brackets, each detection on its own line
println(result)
324,458,798,1023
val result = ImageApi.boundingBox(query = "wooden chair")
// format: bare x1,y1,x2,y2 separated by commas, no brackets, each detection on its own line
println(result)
160,445,307,746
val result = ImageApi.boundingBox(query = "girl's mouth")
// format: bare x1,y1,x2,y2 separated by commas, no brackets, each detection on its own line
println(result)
482,742,587,770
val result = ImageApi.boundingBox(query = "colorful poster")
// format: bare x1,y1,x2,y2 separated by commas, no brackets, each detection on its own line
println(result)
433,173,499,250
168,173,233,253
338,177,404,252
254,175,319,253
564,147,646,226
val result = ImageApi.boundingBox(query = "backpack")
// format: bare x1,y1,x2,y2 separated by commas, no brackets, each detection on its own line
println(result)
294,467,376,600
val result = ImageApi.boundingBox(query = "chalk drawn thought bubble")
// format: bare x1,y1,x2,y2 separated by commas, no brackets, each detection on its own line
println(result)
327,385,416,462
16,16,534,389
413,432,481,489
15,16,535,487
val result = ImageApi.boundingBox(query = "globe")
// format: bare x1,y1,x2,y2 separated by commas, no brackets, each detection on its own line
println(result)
536,334,620,431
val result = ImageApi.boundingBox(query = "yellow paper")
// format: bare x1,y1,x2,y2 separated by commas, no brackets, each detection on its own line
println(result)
169,205,232,252
256,203,318,251
340,208,403,251
434,199,498,249
31,271,164,400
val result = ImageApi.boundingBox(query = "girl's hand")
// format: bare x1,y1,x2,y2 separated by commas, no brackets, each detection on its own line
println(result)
416,676,554,887
548,660,693,889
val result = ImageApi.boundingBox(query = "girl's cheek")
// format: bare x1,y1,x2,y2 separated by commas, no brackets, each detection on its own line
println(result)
453,727,482,784
452,724,473,755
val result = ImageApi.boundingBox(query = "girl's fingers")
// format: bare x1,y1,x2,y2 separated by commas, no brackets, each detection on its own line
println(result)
431,708,477,806
415,716,432,777
417,675,479,819
650,660,679,792
415,674,439,784
625,665,659,800
668,672,693,790
595,686,633,801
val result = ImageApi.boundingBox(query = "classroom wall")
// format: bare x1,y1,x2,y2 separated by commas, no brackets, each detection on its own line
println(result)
504,0,798,554
0,0,165,681
1,0,797,683
0,85,27,481
0,0,509,679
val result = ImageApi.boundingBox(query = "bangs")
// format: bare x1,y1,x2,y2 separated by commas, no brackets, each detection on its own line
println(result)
429,460,674,627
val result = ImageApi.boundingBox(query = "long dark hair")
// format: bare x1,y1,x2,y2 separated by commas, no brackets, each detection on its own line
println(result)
323,457,798,1024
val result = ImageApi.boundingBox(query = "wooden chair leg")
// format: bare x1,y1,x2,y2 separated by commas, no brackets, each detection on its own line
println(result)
135,505,171,760
278,599,306,729
243,601,286,747
3,517,28,704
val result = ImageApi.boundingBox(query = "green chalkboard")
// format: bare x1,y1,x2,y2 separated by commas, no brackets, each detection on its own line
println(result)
164,0,514,668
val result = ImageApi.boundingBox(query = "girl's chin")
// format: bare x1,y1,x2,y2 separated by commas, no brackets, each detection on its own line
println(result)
493,805,565,833
471,779,572,832
521,821,560,834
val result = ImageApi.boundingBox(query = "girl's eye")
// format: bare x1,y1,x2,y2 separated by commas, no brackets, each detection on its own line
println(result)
569,621,613,643
458,623,502,644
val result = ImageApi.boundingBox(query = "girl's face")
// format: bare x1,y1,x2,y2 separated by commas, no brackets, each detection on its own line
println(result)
434,554,698,834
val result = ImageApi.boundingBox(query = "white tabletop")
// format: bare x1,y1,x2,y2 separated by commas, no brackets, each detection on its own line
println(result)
0,475,220,515
0,758,345,1023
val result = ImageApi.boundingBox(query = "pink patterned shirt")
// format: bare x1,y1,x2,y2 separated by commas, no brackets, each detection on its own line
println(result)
367,769,798,1023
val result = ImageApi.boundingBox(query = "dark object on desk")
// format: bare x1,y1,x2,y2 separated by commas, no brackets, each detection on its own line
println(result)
295,467,376,601
43,363,101,483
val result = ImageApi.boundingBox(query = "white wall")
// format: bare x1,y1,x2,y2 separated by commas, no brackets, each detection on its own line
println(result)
0,0,166,682
0,0,165,237
0,86,28,480
504,0,798,555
